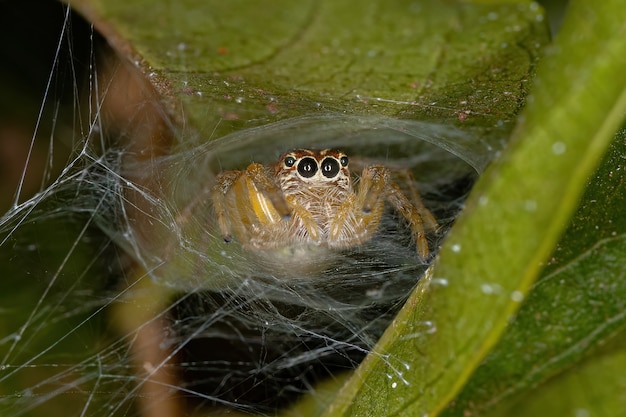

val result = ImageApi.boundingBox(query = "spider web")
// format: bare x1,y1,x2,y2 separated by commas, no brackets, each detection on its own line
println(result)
0,3,494,416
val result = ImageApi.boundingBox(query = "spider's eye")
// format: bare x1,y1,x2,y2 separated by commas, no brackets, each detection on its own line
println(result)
297,157,318,178
339,155,348,167
284,156,296,167
321,157,340,178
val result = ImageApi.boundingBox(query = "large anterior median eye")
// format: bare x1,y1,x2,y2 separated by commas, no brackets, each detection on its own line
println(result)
297,157,318,178
321,157,340,178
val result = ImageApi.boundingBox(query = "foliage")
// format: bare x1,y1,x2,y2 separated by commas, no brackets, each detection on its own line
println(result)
2,0,625,416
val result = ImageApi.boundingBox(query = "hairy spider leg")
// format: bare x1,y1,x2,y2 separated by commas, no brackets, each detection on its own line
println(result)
212,163,295,248
365,165,432,258
396,169,439,232
385,179,430,259
328,192,384,248
328,166,388,249
331,165,430,259
283,195,321,241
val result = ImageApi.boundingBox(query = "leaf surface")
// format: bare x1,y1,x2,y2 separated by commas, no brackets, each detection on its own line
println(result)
72,0,547,143
322,1,626,416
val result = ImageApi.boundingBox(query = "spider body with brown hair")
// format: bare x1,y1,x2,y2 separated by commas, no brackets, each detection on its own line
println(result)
212,149,437,259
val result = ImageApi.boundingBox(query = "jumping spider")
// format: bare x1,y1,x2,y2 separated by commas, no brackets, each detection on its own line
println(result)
212,149,438,259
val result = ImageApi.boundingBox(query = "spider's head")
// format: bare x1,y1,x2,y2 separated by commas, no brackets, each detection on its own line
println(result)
274,149,350,193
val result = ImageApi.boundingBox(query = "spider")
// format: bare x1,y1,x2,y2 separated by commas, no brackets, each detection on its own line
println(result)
212,149,438,259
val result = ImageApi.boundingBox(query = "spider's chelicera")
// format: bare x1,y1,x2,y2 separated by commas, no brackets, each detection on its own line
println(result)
212,149,438,259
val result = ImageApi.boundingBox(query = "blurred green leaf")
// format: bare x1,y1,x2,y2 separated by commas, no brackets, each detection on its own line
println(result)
488,331,626,417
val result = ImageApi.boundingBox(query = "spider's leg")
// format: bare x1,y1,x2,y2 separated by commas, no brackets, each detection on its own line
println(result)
211,170,242,242
386,194,430,258
396,169,439,232
246,163,291,219
328,193,372,244
328,167,386,246
361,165,430,259
284,195,320,241
387,181,430,259
358,165,389,213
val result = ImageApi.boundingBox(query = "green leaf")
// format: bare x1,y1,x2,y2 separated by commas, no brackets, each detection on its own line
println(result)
64,0,600,416
488,331,626,417
20,0,626,416
322,1,626,416
71,0,547,141
444,128,626,416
